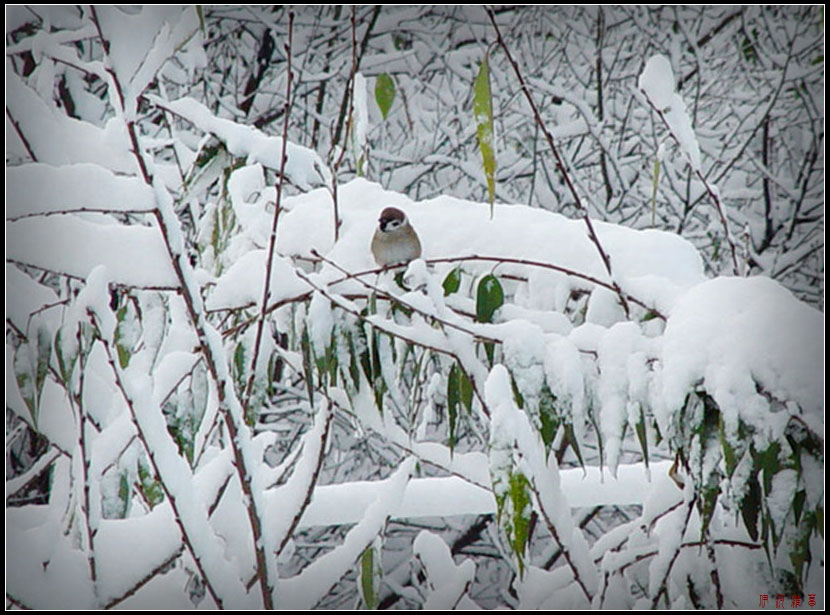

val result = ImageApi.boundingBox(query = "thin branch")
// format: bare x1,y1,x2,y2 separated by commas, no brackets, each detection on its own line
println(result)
327,254,665,320
639,92,741,276
244,10,295,412
295,269,491,419
89,7,274,607
5,107,38,162
485,6,630,318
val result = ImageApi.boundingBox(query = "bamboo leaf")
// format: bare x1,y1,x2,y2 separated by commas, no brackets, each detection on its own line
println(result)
13,345,37,424
447,363,460,452
360,545,379,610
442,266,462,296
651,157,660,227
375,72,396,120
473,55,496,218
476,274,503,323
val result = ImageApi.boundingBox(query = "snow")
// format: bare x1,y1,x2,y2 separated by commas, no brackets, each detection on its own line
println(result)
638,55,702,172
147,95,331,190
656,276,824,441
7,163,157,219
5,7,823,610
7,215,179,289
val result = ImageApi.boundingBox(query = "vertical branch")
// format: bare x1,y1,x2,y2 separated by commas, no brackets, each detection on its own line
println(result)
640,94,741,276
244,10,295,411
89,7,275,607
74,339,98,593
329,6,381,242
92,317,227,608
595,7,613,206
485,7,630,317
328,7,358,243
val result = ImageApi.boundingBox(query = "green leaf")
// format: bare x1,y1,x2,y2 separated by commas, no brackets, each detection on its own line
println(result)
635,404,649,470
115,305,131,369
740,469,761,542
34,325,52,407
650,157,660,226
13,345,37,424
442,266,462,296
793,489,807,526
458,366,473,413
370,329,386,414
118,471,131,518
539,386,558,453
195,6,205,35
300,329,315,404
700,477,720,540
54,328,78,384
473,55,496,218
360,545,379,610
507,472,532,577
138,460,164,508
476,274,503,323
375,72,396,121
757,442,781,496
447,363,472,451
564,423,585,469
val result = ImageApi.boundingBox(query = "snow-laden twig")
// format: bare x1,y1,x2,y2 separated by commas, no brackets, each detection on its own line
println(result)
485,6,630,317
243,10,295,412
89,7,276,606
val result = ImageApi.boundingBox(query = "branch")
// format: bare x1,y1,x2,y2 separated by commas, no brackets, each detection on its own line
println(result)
243,10,295,413
639,93,741,276
327,254,665,320
89,7,275,606
485,7,630,317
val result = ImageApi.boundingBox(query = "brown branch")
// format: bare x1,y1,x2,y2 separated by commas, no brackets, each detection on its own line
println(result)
485,7,630,318
295,269,491,419
640,93,741,276
5,107,38,162
243,10,295,414
311,250,503,344
89,7,274,607
327,254,665,320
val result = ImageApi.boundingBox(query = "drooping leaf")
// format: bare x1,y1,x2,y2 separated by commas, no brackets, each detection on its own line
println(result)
507,472,532,578
375,72,396,120
476,274,503,323
635,404,649,470
650,157,660,227
539,386,559,453
34,325,52,410
13,345,37,424
442,266,462,296
473,54,496,218
300,328,315,405
741,469,762,542
360,545,379,610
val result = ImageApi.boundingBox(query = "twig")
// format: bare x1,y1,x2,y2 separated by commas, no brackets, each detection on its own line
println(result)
91,311,225,608
89,7,275,607
311,250,503,344
639,93,741,276
328,254,665,320
244,10,295,412
485,7,630,317
5,107,38,162
295,269,491,419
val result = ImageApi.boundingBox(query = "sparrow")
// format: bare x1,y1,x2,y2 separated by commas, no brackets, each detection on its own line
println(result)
371,206,422,266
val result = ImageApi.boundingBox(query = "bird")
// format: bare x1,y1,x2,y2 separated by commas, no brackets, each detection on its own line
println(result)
371,206,422,267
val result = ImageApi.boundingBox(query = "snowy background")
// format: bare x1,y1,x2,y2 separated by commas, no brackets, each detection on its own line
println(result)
6,6,824,610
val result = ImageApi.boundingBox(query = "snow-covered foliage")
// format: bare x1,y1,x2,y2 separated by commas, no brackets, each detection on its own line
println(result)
6,6,823,610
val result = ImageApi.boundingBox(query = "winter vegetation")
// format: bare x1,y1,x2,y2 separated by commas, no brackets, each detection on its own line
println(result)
5,5,824,610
